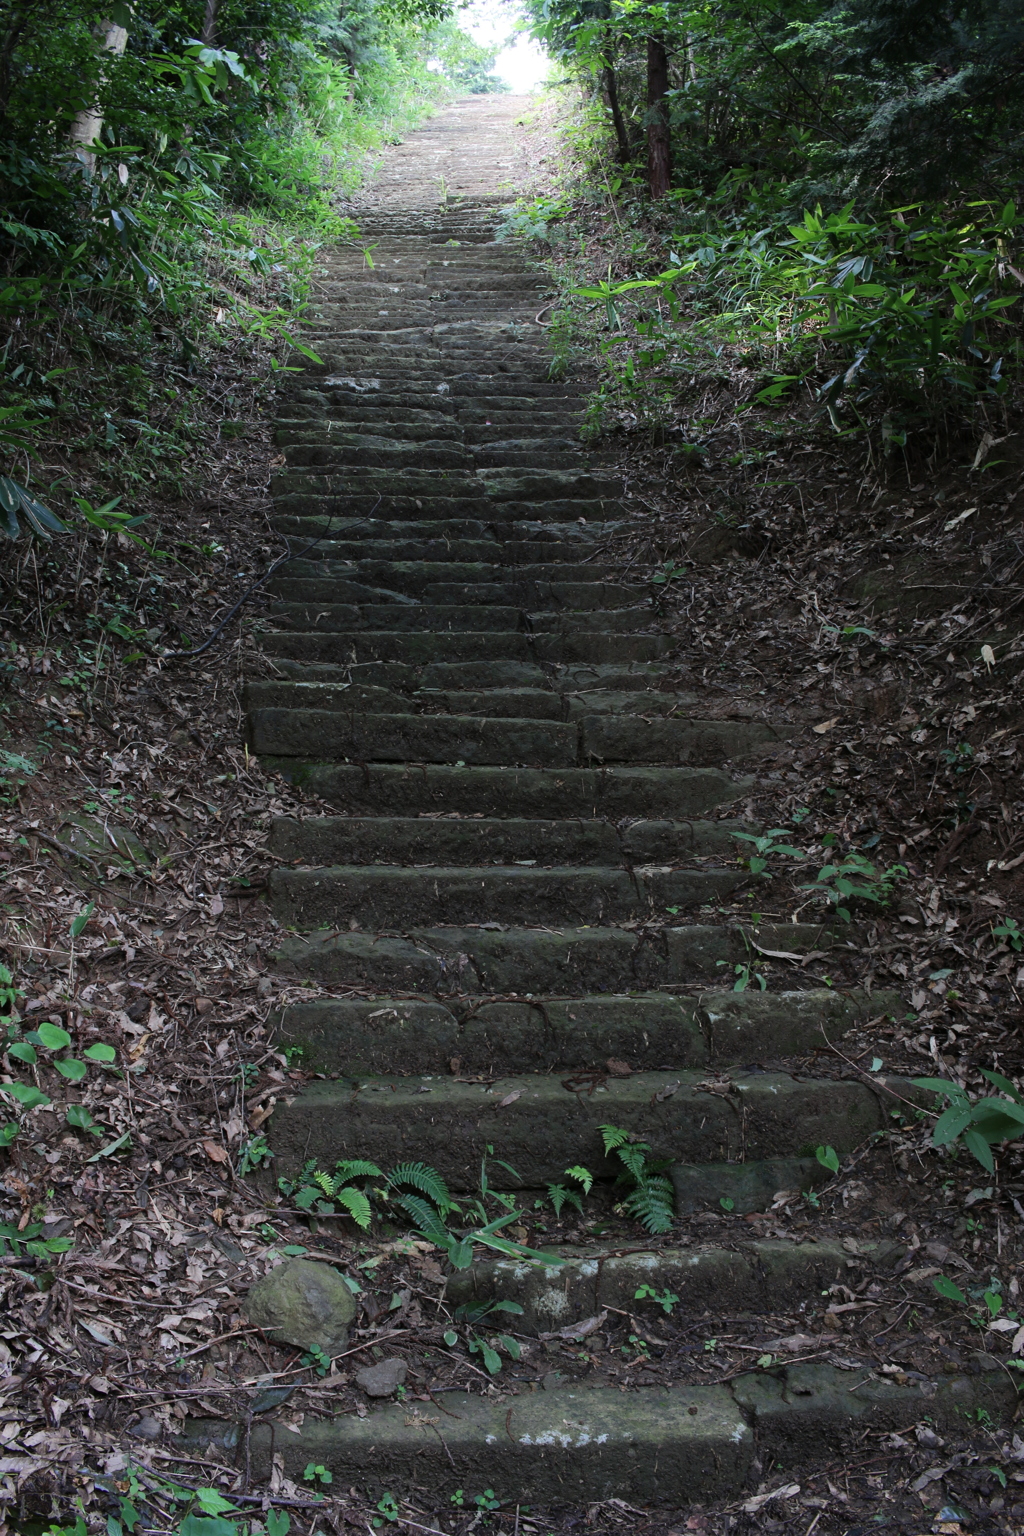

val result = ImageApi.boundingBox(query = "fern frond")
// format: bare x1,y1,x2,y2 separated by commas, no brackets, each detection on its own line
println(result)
387,1160,453,1211
600,1124,628,1154
396,1192,451,1245
624,1183,674,1235
334,1186,373,1230
566,1164,593,1194
334,1158,383,1181
314,1170,337,1196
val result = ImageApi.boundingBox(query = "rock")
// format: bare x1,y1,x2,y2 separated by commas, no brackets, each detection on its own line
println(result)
131,1416,162,1440
355,1357,407,1397
245,1258,356,1355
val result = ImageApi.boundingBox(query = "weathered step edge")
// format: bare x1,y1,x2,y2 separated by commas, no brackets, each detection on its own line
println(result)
187,1365,1015,1506
274,986,901,1076
447,1236,907,1332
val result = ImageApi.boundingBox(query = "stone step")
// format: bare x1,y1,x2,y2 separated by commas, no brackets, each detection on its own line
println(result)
250,706,777,765
269,863,743,929
268,813,743,866
191,1369,1014,1507
255,660,679,693
447,1236,906,1331
275,920,847,993
247,681,701,721
263,761,744,817
268,574,635,607
266,602,652,633
271,466,623,501
268,1069,910,1187
274,986,894,1076
258,632,671,667
271,496,622,525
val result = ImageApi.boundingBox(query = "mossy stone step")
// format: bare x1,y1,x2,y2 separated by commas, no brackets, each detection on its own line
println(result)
268,1069,911,1186
258,632,669,666
274,921,848,993
269,862,742,929
189,1368,1014,1507
251,706,775,767
273,987,894,1076
263,762,745,818
447,1237,906,1332
267,812,741,865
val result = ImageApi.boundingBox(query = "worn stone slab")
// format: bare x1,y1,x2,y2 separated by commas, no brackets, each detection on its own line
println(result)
446,1239,907,1333
250,708,578,766
264,763,747,818
268,1070,909,1185
269,863,742,929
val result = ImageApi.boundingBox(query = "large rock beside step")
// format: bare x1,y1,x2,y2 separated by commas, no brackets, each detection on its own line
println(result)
245,1259,356,1355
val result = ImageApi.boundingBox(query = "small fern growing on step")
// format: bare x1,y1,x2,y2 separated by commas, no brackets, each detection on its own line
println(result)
600,1125,675,1235
279,1154,562,1270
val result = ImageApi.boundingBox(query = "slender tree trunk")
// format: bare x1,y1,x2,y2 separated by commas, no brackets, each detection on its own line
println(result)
69,18,128,172
602,62,630,165
646,34,671,199
200,0,218,45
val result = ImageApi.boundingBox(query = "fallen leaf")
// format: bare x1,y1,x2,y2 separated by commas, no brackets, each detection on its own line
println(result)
606,1058,632,1077
210,894,224,916
497,1089,523,1107
762,1333,820,1352
541,1311,608,1341
651,1080,680,1103
203,1140,229,1164
742,1483,800,1514
812,716,839,734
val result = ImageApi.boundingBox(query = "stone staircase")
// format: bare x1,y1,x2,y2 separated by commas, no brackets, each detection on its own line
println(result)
239,100,1010,1512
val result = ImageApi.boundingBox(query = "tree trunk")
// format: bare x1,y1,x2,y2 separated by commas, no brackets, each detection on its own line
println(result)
200,0,218,45
69,18,128,172
602,62,630,165
646,34,671,199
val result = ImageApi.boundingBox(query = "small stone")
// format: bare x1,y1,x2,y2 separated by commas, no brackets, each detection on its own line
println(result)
131,1416,162,1440
245,1258,355,1356
355,1357,407,1397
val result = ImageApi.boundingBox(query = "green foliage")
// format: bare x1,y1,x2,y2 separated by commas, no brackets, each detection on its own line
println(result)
446,1298,524,1376
734,827,803,877
1,963,119,1152
546,1163,593,1215
915,1071,1024,1173
992,918,1023,953
523,0,1024,207
278,1154,565,1271
237,1134,272,1175
0,0,492,544
816,1144,840,1174
800,850,907,921
600,1124,675,1234
634,1283,678,1314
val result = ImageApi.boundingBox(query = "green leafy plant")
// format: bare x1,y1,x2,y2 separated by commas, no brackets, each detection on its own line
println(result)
800,851,907,921
1,975,118,1150
0,402,66,540
444,1298,524,1376
601,1124,675,1234
734,826,803,876
279,1155,563,1271
915,1071,1024,1172
372,1492,400,1528
300,1344,331,1377
546,1163,593,1215
634,1283,678,1314
302,1463,332,1486
816,1144,840,1174
717,959,766,992
992,918,1022,953
237,1134,272,1175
